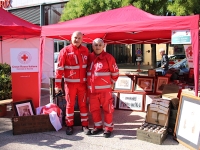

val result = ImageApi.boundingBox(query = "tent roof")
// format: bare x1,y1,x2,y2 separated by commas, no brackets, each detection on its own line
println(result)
0,8,41,40
41,5,199,44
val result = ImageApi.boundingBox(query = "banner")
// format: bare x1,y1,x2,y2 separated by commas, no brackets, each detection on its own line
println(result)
172,30,191,44
10,48,40,108
10,48,39,72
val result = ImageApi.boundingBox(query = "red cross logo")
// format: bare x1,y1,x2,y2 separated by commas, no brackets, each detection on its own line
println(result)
21,54,28,62
189,50,193,57
185,46,193,58
18,51,32,64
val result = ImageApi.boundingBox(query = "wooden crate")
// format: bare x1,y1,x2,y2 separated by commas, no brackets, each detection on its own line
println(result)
137,104,170,145
12,114,55,135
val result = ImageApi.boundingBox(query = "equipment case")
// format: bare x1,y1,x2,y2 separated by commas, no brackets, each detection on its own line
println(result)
137,104,170,145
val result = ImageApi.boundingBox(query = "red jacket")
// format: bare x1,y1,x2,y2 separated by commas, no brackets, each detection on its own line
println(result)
87,51,119,93
55,44,89,88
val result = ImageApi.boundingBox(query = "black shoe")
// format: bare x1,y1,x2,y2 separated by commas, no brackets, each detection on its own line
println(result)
103,131,111,138
91,128,103,135
82,126,91,135
66,126,73,135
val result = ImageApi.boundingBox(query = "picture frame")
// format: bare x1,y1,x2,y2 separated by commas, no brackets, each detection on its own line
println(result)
165,73,172,78
112,92,118,108
12,99,35,116
155,76,169,94
174,94,200,150
148,69,156,77
118,93,143,111
135,76,154,92
114,75,133,91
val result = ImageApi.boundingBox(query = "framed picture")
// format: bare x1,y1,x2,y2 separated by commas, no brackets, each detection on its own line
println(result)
12,99,35,116
165,73,172,78
156,76,169,93
174,94,200,150
114,75,133,91
148,69,156,77
119,93,143,111
112,92,118,108
135,76,154,92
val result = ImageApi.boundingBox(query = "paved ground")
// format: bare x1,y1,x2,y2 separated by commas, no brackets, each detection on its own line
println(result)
0,87,189,150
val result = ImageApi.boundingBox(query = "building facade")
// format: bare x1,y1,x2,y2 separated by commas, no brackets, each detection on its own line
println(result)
4,0,69,26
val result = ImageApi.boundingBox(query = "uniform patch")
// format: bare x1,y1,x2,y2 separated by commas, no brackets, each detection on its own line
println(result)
95,62,103,71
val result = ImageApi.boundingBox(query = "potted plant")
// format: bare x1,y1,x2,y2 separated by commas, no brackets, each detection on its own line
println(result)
0,63,12,117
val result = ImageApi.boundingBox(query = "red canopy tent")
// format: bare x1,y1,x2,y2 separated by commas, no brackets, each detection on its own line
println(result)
0,8,41,62
41,5,200,96
0,8,41,107
0,8,41,40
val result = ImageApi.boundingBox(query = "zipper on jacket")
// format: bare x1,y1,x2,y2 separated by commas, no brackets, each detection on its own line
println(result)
90,62,93,70
68,72,76,78
101,78,108,83
74,55,78,64
81,54,85,63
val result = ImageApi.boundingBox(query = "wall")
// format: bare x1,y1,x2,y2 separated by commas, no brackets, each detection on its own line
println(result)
143,44,174,65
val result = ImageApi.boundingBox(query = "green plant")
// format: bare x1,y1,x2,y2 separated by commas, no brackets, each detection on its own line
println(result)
0,63,12,100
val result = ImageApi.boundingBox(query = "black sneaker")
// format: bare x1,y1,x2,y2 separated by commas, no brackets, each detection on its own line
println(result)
91,128,103,135
103,130,111,138
66,126,73,135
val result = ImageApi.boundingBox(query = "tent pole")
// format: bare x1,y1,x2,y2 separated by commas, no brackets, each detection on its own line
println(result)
0,36,2,63
166,44,169,55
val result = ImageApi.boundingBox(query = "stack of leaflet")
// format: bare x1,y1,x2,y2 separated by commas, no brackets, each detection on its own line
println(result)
149,99,170,115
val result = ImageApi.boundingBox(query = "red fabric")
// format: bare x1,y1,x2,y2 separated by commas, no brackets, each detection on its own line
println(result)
89,92,114,132
41,5,198,44
87,51,119,93
65,83,88,127
0,8,41,40
55,44,89,88
41,103,61,117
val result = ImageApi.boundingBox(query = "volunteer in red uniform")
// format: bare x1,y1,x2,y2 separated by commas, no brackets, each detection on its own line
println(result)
55,31,90,135
87,38,119,138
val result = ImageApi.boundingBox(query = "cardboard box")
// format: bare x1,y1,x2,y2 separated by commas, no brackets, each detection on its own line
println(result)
137,105,169,145
162,84,179,100
181,88,200,97
12,114,55,135
162,84,180,109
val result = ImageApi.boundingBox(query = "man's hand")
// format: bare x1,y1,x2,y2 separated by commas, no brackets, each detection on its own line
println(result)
55,87,62,94
111,83,114,90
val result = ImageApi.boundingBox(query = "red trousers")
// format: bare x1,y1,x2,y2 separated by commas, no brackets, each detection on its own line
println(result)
89,91,114,132
65,83,89,126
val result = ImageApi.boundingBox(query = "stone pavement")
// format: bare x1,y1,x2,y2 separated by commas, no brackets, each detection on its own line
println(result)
0,88,189,150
